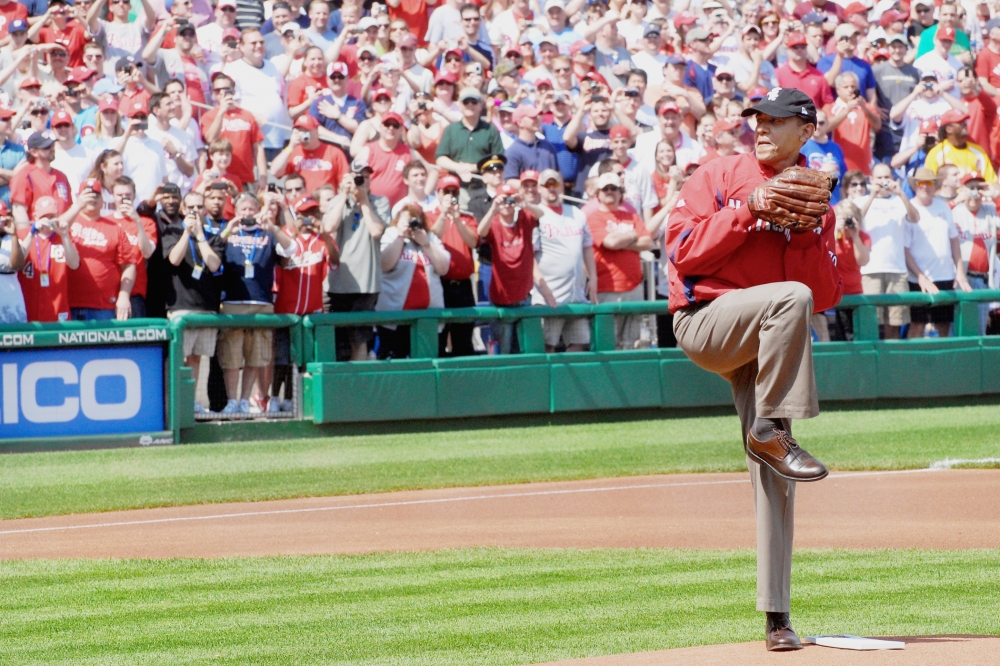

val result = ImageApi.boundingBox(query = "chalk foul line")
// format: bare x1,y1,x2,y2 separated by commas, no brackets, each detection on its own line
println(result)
0,467,945,537
929,457,1000,470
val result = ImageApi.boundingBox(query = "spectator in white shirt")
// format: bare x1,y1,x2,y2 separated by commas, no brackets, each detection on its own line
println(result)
50,110,93,193
196,0,240,59
631,24,667,88
146,92,198,194
116,99,169,202
951,171,999,333
85,0,157,77
224,28,293,159
890,70,966,151
912,24,964,89
904,166,973,337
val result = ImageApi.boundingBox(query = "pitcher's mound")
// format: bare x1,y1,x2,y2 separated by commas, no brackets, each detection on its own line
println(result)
534,635,999,666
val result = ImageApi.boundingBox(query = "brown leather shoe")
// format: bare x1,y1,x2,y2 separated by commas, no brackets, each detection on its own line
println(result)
766,613,804,652
746,428,828,482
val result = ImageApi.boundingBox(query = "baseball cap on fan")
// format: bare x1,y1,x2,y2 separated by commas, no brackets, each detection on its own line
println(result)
741,87,817,125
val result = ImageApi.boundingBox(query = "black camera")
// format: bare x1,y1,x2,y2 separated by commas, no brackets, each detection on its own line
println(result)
408,216,423,230
417,101,427,111
135,121,148,131
589,82,599,92
623,87,640,98
852,87,861,98
240,216,257,227
267,183,278,193
503,196,517,205
844,216,856,229
354,175,366,186
65,87,79,97
591,95,606,103
924,81,934,89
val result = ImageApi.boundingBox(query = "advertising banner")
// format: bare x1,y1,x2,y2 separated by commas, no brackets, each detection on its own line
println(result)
0,345,164,439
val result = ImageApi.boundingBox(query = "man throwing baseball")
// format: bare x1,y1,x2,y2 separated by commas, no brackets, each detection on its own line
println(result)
666,87,843,651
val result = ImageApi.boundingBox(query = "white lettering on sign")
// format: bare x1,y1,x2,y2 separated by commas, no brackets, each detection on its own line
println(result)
57,329,169,345
0,333,34,347
9,359,143,424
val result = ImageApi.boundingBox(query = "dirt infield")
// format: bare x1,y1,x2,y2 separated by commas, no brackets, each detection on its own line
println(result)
534,635,1000,666
2,468,999,559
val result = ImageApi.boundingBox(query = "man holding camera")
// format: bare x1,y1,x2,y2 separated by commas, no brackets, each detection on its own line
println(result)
503,105,558,184
10,131,73,227
201,73,268,194
18,196,80,323
109,176,157,318
824,71,881,174
856,162,921,339
427,175,480,357
162,191,225,414
323,161,389,361
270,114,350,196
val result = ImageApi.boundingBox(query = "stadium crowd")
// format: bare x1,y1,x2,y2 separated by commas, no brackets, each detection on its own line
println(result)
0,0,997,412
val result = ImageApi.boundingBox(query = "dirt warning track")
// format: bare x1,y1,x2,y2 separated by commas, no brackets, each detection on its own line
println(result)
2,468,998,559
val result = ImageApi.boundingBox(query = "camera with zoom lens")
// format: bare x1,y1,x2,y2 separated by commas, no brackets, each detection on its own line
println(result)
503,196,517,205
417,101,427,111
844,216,856,229
408,217,423,230
354,174,366,186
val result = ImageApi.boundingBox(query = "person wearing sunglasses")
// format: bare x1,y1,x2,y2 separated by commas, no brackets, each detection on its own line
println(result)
85,0,157,68
668,87,843,651
800,110,846,202
435,87,504,193
202,72,268,194
36,0,89,67
352,111,416,208
270,113,350,200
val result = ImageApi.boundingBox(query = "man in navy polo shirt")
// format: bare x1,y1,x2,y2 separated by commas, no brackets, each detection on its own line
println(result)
683,27,717,103
309,61,367,156
503,105,558,182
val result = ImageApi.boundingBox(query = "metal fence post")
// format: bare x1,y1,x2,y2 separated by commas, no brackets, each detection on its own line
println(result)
852,305,879,341
411,317,440,358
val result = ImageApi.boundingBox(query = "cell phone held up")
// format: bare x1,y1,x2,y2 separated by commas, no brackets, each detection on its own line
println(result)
240,216,257,228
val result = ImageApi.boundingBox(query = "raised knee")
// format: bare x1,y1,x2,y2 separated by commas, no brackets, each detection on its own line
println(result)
783,282,814,311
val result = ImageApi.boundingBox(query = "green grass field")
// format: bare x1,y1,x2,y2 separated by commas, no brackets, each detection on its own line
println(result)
3,548,999,665
2,404,1000,520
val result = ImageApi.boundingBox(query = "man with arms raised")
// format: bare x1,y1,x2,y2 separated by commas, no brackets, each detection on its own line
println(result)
666,87,842,651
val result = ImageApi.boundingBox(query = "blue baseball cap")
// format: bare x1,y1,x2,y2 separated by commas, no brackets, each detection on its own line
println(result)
664,54,686,66
8,19,27,34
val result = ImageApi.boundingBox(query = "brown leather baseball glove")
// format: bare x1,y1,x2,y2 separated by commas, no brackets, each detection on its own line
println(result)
747,166,835,232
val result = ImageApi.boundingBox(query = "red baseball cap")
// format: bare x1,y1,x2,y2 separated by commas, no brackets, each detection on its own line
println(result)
78,178,102,195
658,100,680,115
519,170,539,183
222,27,241,42
609,124,631,139
434,70,458,85
497,182,519,197
873,47,890,60
880,9,907,28
938,25,957,41
293,196,321,214
714,118,743,135
512,105,540,123
535,78,553,88
372,87,392,101
66,66,98,85
843,2,867,17
126,100,148,117
786,31,807,48
33,196,59,219
381,111,405,126
293,114,319,130
748,86,769,100
437,175,461,191
962,171,987,185
51,110,73,127
18,77,41,90
919,118,939,134
673,11,697,28
0,106,14,120
327,61,348,78
940,108,970,125
98,96,119,113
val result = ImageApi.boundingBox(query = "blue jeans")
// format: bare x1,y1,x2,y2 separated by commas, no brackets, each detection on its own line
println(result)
490,296,532,354
968,275,990,335
71,307,115,321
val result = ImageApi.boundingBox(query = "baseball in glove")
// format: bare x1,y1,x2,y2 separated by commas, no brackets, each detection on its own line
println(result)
747,166,836,232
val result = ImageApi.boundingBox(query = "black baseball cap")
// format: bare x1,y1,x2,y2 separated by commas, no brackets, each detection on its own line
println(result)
741,87,817,125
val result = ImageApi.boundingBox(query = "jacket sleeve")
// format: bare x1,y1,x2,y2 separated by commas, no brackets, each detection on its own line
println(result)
783,210,843,312
666,162,754,277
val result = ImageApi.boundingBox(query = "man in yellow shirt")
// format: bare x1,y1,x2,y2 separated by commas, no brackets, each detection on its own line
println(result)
924,108,997,182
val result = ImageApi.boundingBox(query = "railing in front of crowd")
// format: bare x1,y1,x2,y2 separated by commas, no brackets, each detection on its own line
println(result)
3,291,1000,450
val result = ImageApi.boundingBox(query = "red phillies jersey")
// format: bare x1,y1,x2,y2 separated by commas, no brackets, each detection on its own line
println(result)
426,210,478,281
200,107,265,187
387,0,429,44
485,210,537,305
835,230,871,295
118,86,152,117
113,214,159,298
18,233,71,322
824,99,877,175
0,2,28,40
281,142,349,197
666,153,843,314
587,207,651,293
68,214,135,310
286,75,329,109
274,232,331,314
38,20,88,67
366,140,411,207
10,164,72,217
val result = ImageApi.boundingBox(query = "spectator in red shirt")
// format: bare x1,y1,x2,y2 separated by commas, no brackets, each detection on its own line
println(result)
201,73,267,192
115,56,152,117
776,32,834,111
110,175,157,318
956,66,998,163
10,131,73,227
66,179,136,320
269,114,349,197
37,0,89,68
19,196,80,323
0,0,28,42
355,111,414,208
286,46,330,120
477,181,538,353
825,71,881,174
427,175,480,356
387,0,429,46
586,171,653,350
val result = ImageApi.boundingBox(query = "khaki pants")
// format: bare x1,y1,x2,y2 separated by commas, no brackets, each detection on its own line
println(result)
597,283,644,350
674,282,818,613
